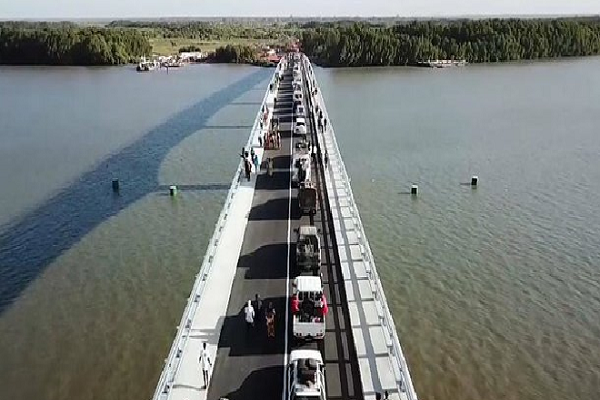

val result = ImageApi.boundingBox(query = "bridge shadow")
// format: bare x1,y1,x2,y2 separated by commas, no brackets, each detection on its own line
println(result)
214,365,283,400
254,171,289,191
240,243,290,280
248,198,301,221
0,68,271,315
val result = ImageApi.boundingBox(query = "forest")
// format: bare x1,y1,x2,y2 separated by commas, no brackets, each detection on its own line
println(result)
301,19,600,66
0,25,151,65
1,18,600,66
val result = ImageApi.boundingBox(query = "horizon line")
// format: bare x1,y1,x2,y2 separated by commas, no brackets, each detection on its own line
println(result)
2,13,600,22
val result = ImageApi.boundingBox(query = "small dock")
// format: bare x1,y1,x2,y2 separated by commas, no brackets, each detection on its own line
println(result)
152,54,418,400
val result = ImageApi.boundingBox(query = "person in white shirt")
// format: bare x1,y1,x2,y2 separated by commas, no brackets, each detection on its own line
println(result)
199,342,212,389
244,300,255,334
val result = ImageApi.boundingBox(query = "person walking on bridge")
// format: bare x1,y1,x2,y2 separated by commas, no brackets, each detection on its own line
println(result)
252,153,259,173
199,342,212,389
244,300,255,335
254,294,263,321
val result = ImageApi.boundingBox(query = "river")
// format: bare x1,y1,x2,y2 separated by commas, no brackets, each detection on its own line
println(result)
0,59,599,400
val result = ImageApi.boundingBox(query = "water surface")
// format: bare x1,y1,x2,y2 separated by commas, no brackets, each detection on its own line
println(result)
316,58,600,400
1,58,599,400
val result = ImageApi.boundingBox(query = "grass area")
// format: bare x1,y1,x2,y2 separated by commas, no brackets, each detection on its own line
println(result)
149,38,282,55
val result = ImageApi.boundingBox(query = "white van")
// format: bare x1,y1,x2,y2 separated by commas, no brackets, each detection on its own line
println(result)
294,117,307,139
293,89,303,103
291,276,327,341
292,152,311,187
286,350,327,400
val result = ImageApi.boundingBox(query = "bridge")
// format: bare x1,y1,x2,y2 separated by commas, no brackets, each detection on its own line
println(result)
152,54,418,400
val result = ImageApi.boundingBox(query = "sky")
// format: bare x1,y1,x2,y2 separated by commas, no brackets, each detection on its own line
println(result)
1,0,599,19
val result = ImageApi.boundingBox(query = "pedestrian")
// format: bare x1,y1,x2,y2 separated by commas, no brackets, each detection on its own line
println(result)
254,294,263,321
276,132,281,148
258,135,263,147
324,152,329,168
244,159,251,181
199,342,212,389
244,300,255,334
324,118,328,131
265,302,276,338
253,153,259,173
260,120,263,131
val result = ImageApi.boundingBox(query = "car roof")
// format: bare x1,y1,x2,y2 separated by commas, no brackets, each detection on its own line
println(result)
299,225,318,235
295,117,306,123
294,276,322,292
290,349,323,364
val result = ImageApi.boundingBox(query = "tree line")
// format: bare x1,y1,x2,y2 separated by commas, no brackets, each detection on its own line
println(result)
107,20,299,42
209,44,258,63
3,18,600,66
300,18,600,66
0,24,151,65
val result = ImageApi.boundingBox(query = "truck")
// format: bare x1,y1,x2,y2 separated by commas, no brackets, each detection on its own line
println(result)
298,181,317,215
291,276,327,341
286,349,327,400
295,225,321,274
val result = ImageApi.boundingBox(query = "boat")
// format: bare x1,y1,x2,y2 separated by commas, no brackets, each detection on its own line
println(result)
417,59,467,68
136,57,160,72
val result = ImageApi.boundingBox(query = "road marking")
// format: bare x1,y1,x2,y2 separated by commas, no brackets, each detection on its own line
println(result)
282,69,294,400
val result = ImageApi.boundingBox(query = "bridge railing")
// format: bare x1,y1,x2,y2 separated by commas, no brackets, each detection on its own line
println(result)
152,61,283,400
303,58,419,400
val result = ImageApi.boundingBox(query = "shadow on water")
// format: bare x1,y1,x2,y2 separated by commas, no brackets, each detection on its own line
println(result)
0,68,271,315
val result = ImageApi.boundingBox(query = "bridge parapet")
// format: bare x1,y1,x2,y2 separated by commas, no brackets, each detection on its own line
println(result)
302,58,419,400
152,60,284,400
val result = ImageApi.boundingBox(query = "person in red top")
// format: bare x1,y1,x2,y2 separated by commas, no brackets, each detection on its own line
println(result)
321,293,329,316
291,294,300,314
316,293,329,320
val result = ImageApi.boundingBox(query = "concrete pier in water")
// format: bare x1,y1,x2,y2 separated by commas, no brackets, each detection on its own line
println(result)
152,54,418,400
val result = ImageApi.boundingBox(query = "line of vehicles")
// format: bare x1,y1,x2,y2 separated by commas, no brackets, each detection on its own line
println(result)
286,53,327,400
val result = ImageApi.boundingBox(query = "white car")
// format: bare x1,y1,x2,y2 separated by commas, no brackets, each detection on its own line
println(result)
287,350,327,400
294,117,307,138
295,105,306,119
291,276,326,341
293,89,303,102
292,152,311,186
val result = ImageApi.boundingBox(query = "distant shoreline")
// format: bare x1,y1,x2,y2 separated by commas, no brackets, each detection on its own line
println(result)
2,17,600,67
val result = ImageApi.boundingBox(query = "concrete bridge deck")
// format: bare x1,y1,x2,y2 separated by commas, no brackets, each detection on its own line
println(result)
153,55,418,400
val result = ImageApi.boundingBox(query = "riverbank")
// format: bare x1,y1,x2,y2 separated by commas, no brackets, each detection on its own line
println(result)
2,18,600,67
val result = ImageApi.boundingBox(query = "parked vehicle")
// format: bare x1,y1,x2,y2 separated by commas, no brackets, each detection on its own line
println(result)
294,117,307,139
292,152,311,187
295,105,306,121
291,276,327,341
296,225,321,274
298,182,317,216
293,89,303,100
286,350,327,400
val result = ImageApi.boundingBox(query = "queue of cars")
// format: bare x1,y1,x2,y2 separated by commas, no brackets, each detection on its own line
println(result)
287,53,328,400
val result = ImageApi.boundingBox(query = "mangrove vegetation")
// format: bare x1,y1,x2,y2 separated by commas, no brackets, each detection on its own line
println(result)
301,19,600,66
1,18,600,66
